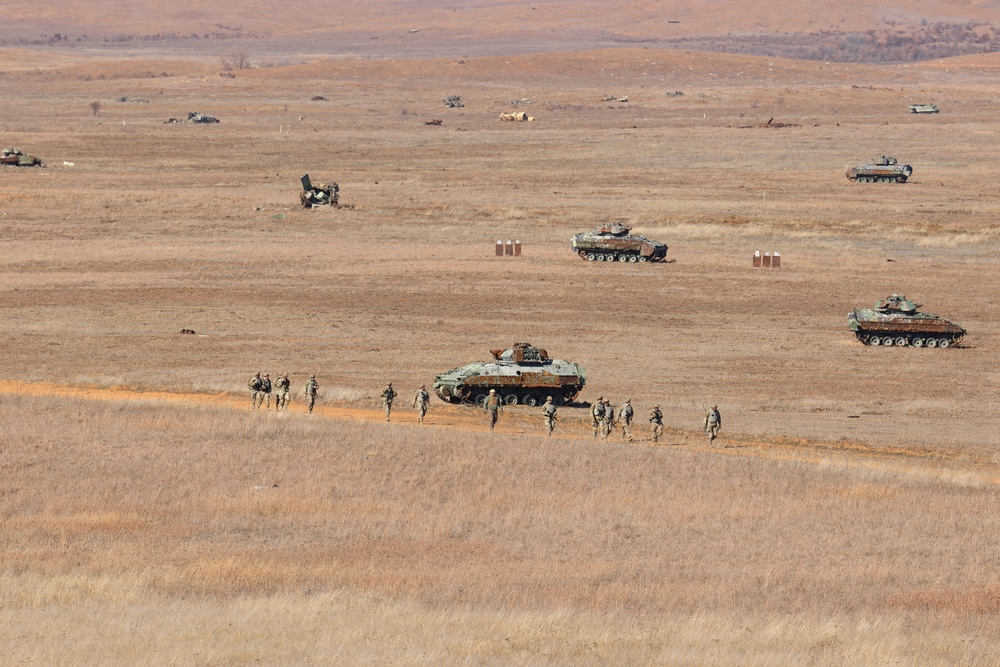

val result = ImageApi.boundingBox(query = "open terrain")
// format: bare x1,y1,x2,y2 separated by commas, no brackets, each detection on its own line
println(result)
3,1,1000,662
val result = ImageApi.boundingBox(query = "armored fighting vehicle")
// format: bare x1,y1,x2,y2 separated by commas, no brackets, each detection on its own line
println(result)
846,156,912,183
571,222,668,262
1,147,46,167
848,294,966,348
300,173,339,208
433,342,586,406
909,104,939,114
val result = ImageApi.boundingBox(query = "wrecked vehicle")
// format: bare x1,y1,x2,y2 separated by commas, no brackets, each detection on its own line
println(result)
909,104,939,114
846,156,912,183
299,173,339,208
433,342,586,407
848,294,966,348
1,146,46,167
165,112,220,124
571,222,668,262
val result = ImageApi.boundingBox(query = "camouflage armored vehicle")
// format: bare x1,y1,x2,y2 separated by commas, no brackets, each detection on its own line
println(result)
848,294,966,348
571,222,668,262
433,342,586,406
846,156,912,183
1,147,46,167
300,173,339,208
909,104,939,114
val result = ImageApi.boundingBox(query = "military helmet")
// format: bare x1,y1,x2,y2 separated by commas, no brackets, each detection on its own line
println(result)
489,389,496,394
711,404,717,409
310,374,315,378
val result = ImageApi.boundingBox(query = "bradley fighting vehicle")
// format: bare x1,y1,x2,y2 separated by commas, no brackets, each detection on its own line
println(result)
433,342,586,406
571,222,668,262
846,156,912,183
848,294,966,348
300,173,340,208
1,147,46,167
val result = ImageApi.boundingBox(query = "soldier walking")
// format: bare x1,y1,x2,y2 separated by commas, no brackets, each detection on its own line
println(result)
381,382,397,421
275,373,291,410
260,374,273,410
620,398,634,442
304,375,319,413
413,384,430,424
248,372,264,410
542,395,558,436
704,404,722,444
484,388,503,431
590,397,606,438
602,399,615,438
649,405,664,443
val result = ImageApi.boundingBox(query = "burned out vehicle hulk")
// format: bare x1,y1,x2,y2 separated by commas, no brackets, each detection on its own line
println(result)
300,173,339,208
1,147,46,167
846,156,912,183
571,222,668,262
848,294,966,348
433,342,586,407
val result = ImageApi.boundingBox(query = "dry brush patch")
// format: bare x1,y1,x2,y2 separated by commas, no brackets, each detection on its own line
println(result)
2,394,1000,662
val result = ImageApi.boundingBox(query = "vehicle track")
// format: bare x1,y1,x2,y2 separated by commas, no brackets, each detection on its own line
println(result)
7,380,998,488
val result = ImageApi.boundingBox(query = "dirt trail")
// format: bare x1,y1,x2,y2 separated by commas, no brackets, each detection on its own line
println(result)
8,380,999,488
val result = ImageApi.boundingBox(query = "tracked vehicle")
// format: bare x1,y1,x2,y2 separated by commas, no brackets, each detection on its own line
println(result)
1,147,45,167
571,222,668,262
846,156,912,183
848,294,966,348
433,342,586,406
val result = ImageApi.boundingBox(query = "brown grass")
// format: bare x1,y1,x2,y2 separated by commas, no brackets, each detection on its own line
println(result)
2,393,999,663
4,33,1000,662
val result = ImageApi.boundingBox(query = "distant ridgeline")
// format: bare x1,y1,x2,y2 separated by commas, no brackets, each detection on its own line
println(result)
616,21,1000,62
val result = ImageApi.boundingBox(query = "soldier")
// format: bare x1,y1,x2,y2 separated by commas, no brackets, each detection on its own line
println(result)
380,382,396,421
649,404,664,443
590,396,606,438
483,388,503,431
260,374,273,410
603,399,615,438
248,372,263,409
704,404,722,444
542,395,558,436
620,398,634,442
274,373,291,410
413,384,430,424
304,375,319,413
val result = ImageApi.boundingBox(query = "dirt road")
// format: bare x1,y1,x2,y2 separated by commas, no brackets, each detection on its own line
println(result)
9,380,996,489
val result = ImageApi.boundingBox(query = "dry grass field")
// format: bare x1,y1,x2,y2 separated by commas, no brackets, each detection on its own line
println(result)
3,2,1000,662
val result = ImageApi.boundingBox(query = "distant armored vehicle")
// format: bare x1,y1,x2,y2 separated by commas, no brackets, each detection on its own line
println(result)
909,104,939,114
846,156,912,183
848,294,966,348
571,222,668,262
300,173,339,208
433,342,586,406
1,147,45,167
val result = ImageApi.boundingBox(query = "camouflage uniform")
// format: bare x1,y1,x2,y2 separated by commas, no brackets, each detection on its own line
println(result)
260,374,273,410
381,383,396,421
704,406,722,444
413,385,430,424
649,406,664,443
305,375,319,412
591,397,606,438
620,400,634,442
275,374,291,410
248,373,263,409
602,400,615,438
484,389,503,431
542,396,558,436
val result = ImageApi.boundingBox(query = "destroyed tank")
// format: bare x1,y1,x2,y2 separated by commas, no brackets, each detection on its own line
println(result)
433,342,586,407
571,222,668,262
846,156,912,183
300,173,339,208
1,147,46,167
848,294,966,348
